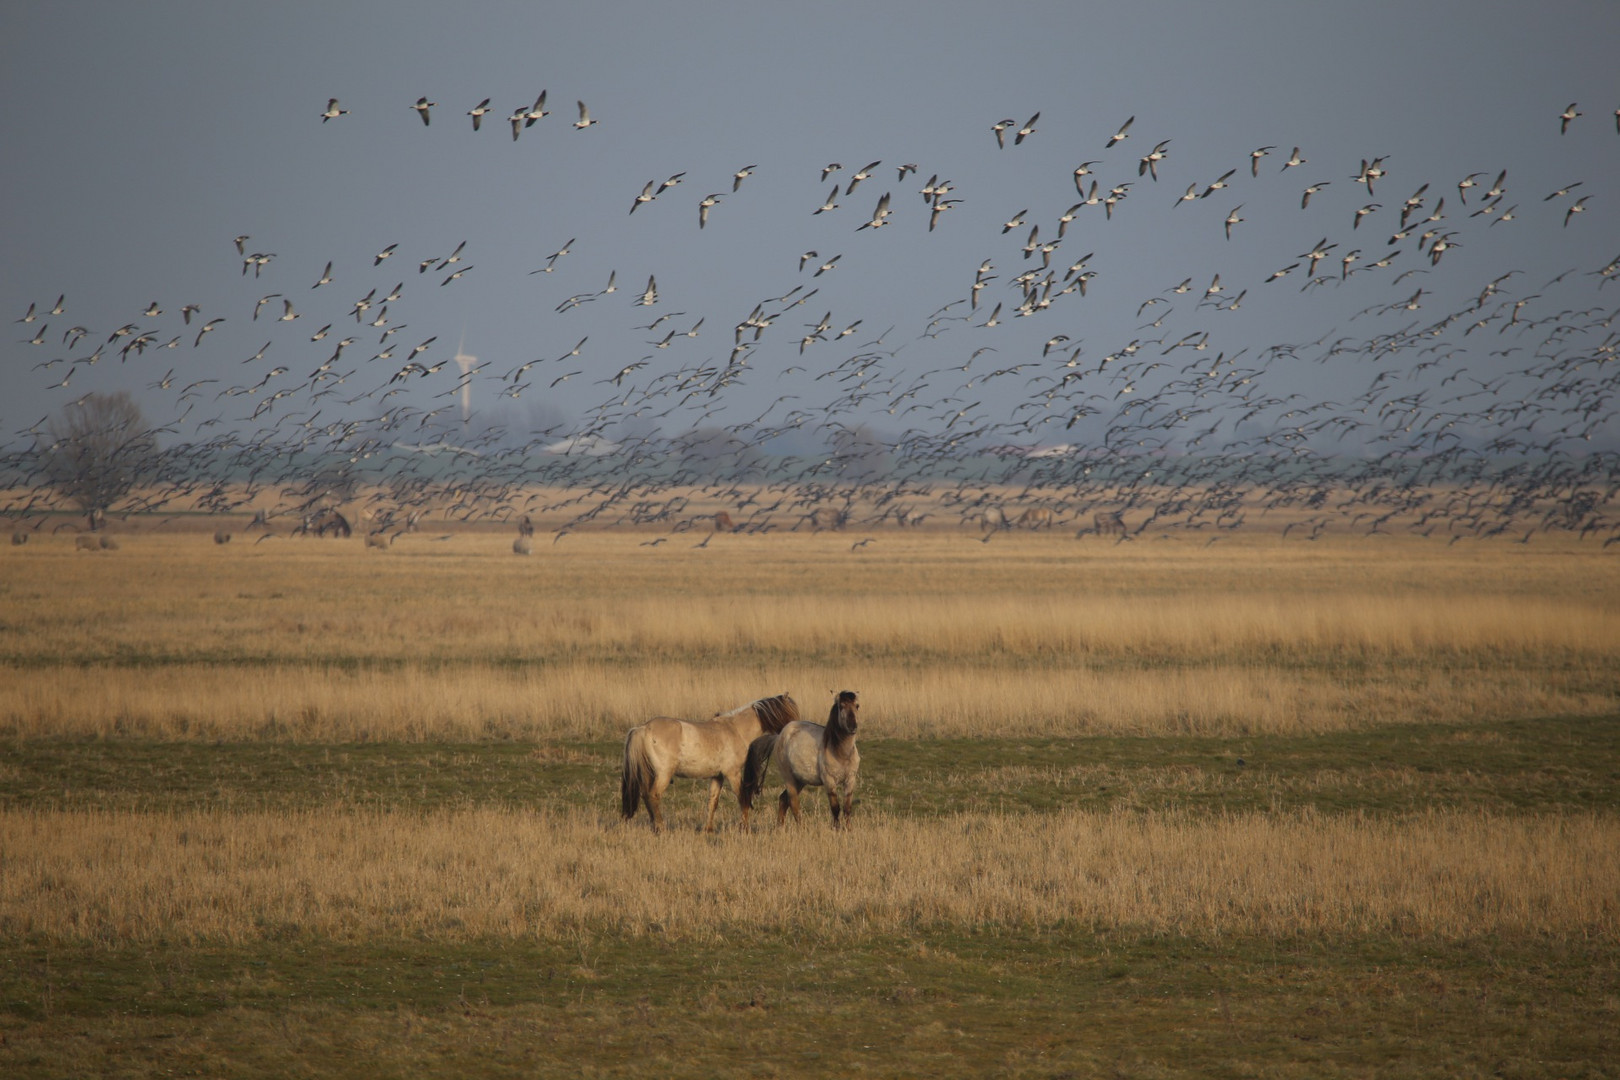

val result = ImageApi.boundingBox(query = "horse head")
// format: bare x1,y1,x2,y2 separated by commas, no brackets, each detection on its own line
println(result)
828,690,859,738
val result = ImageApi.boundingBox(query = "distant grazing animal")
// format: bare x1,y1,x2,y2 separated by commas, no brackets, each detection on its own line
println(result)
11,532,27,546
513,536,533,555
364,530,393,550
1092,511,1127,537
213,529,231,544
893,508,927,528
1016,507,1055,530
620,693,800,833
301,509,351,538
713,511,737,532
76,534,116,551
804,507,848,532
976,507,1010,532
743,690,861,828
517,513,535,538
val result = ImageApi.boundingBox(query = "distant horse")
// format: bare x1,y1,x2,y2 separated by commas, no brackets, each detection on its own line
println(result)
974,507,1010,532
1092,511,1127,538
1016,507,1055,530
621,693,800,833
299,508,351,538
213,529,232,544
517,513,535,538
743,690,861,828
713,511,737,532
804,507,848,532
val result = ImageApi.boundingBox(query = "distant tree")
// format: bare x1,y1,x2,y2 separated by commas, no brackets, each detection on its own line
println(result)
37,392,157,528
675,426,764,479
830,424,890,482
308,463,359,506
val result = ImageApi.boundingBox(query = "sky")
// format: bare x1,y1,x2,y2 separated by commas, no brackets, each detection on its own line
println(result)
3,1,1618,464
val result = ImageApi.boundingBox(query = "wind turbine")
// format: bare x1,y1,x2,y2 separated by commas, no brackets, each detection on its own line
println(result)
452,333,476,430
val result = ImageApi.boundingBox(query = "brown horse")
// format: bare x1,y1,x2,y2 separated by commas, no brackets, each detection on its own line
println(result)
804,507,848,532
1016,507,1055,529
621,693,800,833
743,690,861,828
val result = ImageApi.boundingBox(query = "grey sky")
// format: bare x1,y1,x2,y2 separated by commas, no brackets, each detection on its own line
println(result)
3,1,1617,454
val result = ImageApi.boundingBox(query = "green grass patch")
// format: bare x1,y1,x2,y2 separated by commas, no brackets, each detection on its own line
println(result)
4,714,1617,819
2,932,1614,1078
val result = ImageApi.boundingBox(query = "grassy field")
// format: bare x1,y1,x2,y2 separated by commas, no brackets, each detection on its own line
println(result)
1,525,1617,1076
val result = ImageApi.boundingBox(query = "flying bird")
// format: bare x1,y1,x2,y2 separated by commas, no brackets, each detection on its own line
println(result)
1105,116,1134,148
320,98,348,122
523,91,549,126
412,97,435,125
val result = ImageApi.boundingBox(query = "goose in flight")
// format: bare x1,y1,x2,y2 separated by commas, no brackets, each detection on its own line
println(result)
523,91,549,126
573,100,598,129
1105,115,1134,148
698,193,722,228
845,161,881,195
855,191,892,231
467,98,492,130
1559,102,1581,134
1139,140,1170,180
321,98,348,122
412,97,435,125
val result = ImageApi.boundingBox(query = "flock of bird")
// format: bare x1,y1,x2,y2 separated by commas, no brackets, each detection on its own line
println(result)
5,90,1619,547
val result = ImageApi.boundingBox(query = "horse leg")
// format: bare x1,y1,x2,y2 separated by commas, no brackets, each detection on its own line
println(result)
727,768,751,832
827,788,842,828
703,776,723,832
644,774,669,835
776,790,791,826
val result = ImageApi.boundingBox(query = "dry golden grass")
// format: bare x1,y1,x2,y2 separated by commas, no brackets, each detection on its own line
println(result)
3,807,1614,944
2,660,1610,740
2,530,1616,739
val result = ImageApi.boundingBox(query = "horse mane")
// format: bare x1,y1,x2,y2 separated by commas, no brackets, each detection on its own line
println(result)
751,693,799,733
825,690,858,743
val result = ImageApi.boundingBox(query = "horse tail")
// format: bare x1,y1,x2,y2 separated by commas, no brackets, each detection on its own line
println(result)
621,726,653,820
740,733,779,811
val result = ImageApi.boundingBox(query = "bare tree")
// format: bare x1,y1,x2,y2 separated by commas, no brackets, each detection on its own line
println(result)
38,392,157,528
